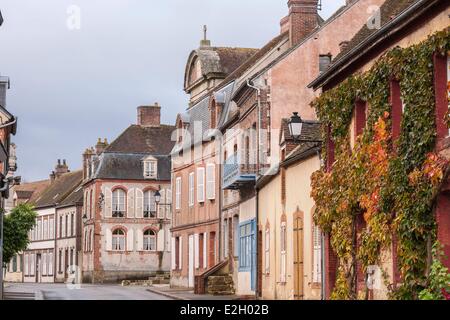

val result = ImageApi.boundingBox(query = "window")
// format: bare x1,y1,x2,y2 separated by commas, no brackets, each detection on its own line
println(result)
37,219,42,241
24,254,29,276
58,250,62,273
12,255,17,273
48,252,53,276
280,222,287,283
265,228,270,275
239,221,254,271
112,189,126,217
355,100,367,138
197,168,205,203
90,190,94,219
65,215,68,237
319,54,332,73
144,160,157,179
42,252,47,276
143,229,157,251
84,229,88,252
206,164,216,200
49,218,54,239
175,177,181,210
43,219,48,240
86,191,91,219
89,229,93,252
144,190,157,218
189,172,195,207
71,213,74,236
112,229,126,251
313,225,322,284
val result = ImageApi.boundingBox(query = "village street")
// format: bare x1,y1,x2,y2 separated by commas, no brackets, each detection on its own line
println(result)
4,283,172,300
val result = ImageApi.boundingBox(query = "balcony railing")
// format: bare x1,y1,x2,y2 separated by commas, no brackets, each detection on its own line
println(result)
222,153,257,190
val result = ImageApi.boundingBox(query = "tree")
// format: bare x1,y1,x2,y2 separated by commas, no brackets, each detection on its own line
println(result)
2,204,37,267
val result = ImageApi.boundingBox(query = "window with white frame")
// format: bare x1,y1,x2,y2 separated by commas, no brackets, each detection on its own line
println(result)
37,219,42,241
43,219,48,240
280,222,287,283
143,229,157,251
112,189,126,217
49,218,54,239
313,225,322,284
144,160,158,179
112,229,126,251
189,172,195,207
175,177,181,210
197,167,205,203
206,163,215,200
48,252,53,276
265,228,270,275
24,254,29,276
144,190,157,218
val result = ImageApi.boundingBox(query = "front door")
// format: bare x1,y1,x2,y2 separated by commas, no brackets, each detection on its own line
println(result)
293,215,304,300
36,254,41,283
188,235,194,288
64,249,69,280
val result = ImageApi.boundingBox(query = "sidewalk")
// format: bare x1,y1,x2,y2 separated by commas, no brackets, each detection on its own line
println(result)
147,285,242,301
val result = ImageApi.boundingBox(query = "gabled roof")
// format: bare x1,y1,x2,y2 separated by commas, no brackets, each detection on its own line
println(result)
57,185,84,208
105,124,176,155
309,0,446,89
13,179,51,204
280,119,322,144
33,171,83,209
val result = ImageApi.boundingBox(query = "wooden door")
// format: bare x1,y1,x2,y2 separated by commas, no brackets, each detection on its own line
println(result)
293,215,304,300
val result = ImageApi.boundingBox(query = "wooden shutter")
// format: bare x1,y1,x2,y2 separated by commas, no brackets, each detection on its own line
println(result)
179,236,183,269
206,163,215,200
189,173,194,206
127,229,134,252
171,238,176,270
166,188,172,219
203,233,207,269
313,225,322,283
136,228,143,251
158,189,166,219
104,187,112,218
135,188,144,218
127,188,135,218
176,178,181,210
197,168,205,203
194,233,199,268
157,229,165,252
106,228,112,251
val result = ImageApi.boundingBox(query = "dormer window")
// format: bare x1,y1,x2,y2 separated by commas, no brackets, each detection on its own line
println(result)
143,156,158,179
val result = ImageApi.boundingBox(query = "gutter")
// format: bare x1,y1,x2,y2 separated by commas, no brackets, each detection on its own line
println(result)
308,0,442,90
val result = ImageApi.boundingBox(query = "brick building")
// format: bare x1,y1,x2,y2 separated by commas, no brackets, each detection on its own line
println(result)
310,0,449,299
81,105,175,283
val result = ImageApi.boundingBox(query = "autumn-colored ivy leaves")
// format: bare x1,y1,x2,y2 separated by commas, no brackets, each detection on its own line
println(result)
311,29,450,300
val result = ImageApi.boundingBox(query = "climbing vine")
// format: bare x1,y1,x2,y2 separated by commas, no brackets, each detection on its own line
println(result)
311,28,450,300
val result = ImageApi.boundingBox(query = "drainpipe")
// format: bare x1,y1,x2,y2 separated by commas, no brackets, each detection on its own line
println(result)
317,149,326,300
218,135,223,263
247,79,262,299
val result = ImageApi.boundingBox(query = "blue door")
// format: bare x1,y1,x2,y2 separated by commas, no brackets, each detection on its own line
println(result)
250,219,257,292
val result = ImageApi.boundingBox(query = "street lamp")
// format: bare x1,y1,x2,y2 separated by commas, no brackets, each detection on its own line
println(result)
98,192,105,210
82,214,88,225
288,112,303,141
154,190,162,205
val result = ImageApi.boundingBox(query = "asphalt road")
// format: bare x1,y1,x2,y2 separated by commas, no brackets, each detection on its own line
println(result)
4,283,172,300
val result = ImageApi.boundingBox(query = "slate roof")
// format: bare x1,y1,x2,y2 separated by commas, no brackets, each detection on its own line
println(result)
280,119,322,144
94,153,171,181
33,171,83,209
105,124,176,155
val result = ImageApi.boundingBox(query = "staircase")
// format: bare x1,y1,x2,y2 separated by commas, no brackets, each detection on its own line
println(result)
207,275,235,296
121,271,170,287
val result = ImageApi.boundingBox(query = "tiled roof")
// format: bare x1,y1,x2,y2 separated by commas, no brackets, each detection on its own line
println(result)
284,142,322,166
214,47,259,76
94,153,171,181
105,124,176,155
280,119,322,143
33,171,83,208
13,179,51,204
333,0,418,62
58,185,84,208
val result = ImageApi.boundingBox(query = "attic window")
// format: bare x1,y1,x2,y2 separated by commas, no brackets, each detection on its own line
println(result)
319,55,332,74
144,160,157,179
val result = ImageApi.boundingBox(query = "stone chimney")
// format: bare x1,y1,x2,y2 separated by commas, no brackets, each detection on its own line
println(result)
283,0,320,47
82,148,94,180
51,159,70,181
137,103,161,127
95,138,108,155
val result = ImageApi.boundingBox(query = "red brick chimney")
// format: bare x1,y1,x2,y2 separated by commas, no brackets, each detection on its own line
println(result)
51,159,70,182
283,0,320,47
137,103,161,127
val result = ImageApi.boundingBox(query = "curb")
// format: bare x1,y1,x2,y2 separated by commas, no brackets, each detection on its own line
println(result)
35,290,44,301
146,287,190,301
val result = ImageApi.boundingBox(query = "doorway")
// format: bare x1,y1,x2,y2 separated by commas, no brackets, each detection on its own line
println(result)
293,214,304,300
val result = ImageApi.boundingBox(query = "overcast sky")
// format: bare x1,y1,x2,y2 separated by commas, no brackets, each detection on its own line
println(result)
0,0,345,182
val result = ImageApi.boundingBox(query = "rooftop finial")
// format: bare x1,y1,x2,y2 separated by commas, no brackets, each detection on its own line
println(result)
200,25,211,48
203,25,207,41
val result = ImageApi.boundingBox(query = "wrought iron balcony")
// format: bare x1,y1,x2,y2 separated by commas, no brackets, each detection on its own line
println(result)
222,153,257,190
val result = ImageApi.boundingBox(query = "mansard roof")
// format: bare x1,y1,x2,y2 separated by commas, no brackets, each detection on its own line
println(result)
105,124,176,155
33,170,83,209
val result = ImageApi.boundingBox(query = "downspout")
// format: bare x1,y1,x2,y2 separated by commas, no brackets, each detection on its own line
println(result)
247,79,261,298
317,149,326,300
218,134,223,263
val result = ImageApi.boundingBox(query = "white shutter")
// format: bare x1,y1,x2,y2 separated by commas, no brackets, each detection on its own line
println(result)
127,188,135,218
104,187,112,218
179,236,183,269
43,253,47,275
158,189,166,219
171,238,176,270
203,233,207,269
135,188,144,218
106,228,112,251
30,254,35,276
313,225,322,283
24,254,29,276
206,164,216,200
176,178,181,210
136,229,143,251
157,229,165,252
166,188,172,219
194,233,199,269
189,173,194,207
49,252,53,275
197,168,205,203
127,229,134,252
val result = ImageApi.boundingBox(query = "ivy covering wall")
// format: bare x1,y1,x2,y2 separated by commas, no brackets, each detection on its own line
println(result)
311,28,450,300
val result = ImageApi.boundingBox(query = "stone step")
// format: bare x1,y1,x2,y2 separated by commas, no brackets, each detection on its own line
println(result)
206,275,235,296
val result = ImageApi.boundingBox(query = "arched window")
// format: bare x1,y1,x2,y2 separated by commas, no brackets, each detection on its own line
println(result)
112,189,126,217
143,229,157,251
89,190,94,219
112,229,126,251
144,190,157,218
